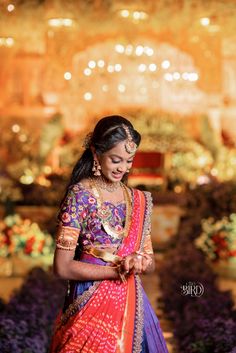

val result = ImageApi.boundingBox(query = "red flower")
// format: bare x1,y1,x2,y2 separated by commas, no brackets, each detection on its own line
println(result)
24,237,35,255
38,240,45,253
61,212,71,223
81,210,87,219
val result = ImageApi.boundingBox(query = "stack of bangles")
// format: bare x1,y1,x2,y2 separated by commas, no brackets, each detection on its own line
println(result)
116,252,153,283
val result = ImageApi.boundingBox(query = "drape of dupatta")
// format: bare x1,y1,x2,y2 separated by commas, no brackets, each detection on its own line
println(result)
49,189,169,353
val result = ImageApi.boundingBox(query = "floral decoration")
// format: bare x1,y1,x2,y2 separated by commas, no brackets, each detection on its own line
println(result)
157,181,236,353
195,214,236,262
0,214,54,258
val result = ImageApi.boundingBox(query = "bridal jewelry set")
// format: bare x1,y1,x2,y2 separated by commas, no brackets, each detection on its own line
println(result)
90,177,132,239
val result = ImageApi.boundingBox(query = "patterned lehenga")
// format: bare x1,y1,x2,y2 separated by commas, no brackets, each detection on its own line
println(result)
49,183,169,353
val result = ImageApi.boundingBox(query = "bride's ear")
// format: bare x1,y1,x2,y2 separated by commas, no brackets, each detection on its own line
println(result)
90,146,95,157
90,146,99,162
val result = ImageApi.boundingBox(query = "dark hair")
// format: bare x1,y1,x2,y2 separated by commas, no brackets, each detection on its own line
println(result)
68,115,141,187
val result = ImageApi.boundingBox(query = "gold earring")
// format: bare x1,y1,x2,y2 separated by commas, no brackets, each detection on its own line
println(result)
92,160,101,176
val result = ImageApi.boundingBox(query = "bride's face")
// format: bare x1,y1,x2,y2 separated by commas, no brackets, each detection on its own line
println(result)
97,141,135,183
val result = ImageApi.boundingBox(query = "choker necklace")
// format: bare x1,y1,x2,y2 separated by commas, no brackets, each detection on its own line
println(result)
94,176,121,193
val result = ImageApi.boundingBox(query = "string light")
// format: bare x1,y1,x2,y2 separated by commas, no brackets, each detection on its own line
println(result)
173,72,181,80
84,68,92,76
125,44,133,55
88,60,96,69
7,4,15,12
0,37,14,47
119,9,129,18
188,72,199,81
138,64,146,72
64,72,72,80
133,11,148,21
48,18,73,27
200,17,210,26
115,44,125,53
164,73,173,81
135,45,144,56
182,72,189,80
12,124,20,133
118,84,126,93
149,63,157,72
107,65,115,73
97,60,105,68
114,64,122,72
118,9,148,22
161,60,170,69
19,134,27,142
145,47,154,56
102,84,109,92
84,92,92,101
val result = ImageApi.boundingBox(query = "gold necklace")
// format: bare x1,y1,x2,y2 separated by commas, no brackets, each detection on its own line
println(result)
90,178,132,239
94,176,121,192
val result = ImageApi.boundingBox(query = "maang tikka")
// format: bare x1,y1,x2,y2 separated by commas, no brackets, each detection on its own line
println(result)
122,124,137,154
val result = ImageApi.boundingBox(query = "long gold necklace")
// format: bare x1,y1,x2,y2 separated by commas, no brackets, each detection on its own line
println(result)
90,178,132,239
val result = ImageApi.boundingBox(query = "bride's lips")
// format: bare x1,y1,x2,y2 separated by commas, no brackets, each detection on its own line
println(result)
112,172,123,179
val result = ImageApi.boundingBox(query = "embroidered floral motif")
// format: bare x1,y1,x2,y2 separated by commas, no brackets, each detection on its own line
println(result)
97,204,111,221
58,183,126,251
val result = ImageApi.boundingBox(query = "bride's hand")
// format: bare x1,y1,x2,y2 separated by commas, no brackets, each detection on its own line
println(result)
122,253,144,274
121,252,154,275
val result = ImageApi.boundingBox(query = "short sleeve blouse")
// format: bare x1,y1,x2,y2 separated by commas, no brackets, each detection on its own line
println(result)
56,183,126,252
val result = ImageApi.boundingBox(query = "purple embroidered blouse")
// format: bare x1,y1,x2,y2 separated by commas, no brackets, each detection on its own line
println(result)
58,183,126,252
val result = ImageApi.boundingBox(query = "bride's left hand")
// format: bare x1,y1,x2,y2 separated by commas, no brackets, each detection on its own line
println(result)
121,252,153,274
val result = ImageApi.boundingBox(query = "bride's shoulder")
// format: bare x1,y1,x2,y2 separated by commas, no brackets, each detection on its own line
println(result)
70,178,93,195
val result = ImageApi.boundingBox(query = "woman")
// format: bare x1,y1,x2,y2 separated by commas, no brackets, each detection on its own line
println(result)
50,115,169,353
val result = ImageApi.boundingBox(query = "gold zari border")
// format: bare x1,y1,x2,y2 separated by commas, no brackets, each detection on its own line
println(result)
56,224,80,251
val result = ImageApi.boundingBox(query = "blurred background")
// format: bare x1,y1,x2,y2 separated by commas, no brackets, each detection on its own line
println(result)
1,1,236,352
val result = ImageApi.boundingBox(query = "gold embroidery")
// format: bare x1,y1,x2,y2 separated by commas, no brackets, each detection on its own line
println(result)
143,234,154,255
133,275,144,353
56,224,80,251
140,191,153,255
60,282,100,327
84,247,122,264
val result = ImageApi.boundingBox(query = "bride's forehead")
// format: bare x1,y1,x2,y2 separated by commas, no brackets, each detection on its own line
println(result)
108,141,126,153
104,141,133,158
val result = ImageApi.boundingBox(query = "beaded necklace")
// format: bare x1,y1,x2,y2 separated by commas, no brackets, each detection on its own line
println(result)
94,176,121,192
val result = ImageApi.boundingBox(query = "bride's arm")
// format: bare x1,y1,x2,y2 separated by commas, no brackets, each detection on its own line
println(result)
53,248,119,281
